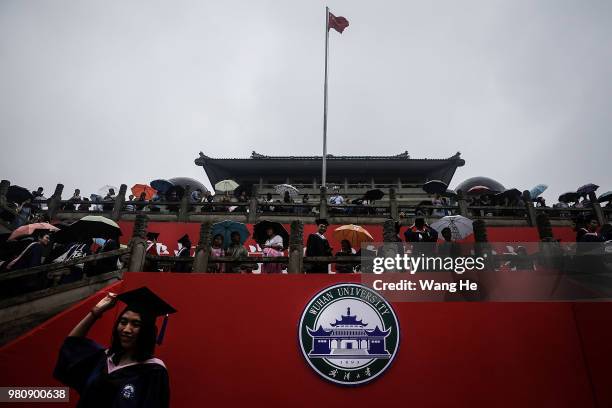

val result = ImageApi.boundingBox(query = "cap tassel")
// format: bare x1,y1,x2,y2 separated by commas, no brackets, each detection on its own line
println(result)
157,314,169,345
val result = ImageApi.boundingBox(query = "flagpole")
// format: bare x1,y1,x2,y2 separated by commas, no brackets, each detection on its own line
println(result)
322,6,329,189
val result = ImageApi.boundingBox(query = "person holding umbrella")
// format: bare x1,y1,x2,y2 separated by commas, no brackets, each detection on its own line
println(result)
2,229,51,295
437,227,461,259
305,219,333,273
210,234,225,273
226,231,256,273
261,227,284,273
334,240,358,273
4,229,50,271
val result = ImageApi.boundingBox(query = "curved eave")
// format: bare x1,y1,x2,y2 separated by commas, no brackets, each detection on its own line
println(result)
307,326,333,337
195,156,465,186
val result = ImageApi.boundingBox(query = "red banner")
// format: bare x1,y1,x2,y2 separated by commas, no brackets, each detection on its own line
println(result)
1,273,611,407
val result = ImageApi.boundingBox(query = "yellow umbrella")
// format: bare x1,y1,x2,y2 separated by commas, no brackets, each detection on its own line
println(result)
333,224,374,249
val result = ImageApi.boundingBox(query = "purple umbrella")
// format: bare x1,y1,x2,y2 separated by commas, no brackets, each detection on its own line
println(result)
577,183,599,195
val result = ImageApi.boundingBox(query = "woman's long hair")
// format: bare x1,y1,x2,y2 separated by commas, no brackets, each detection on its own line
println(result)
109,307,157,364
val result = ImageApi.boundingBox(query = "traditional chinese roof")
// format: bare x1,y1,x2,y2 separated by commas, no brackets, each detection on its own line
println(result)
195,151,465,186
330,307,368,327
366,326,391,337
307,325,333,337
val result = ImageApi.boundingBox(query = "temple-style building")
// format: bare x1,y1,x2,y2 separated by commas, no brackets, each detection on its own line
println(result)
195,151,465,203
307,307,391,358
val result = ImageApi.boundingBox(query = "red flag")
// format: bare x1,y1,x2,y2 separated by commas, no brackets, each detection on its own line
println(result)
328,12,349,33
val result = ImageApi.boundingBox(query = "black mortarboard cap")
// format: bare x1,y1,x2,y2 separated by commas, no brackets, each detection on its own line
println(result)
177,234,191,246
117,286,177,317
146,232,160,241
117,287,177,345
315,218,329,226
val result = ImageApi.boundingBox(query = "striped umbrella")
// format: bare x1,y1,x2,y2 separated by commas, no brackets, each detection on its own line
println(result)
430,215,474,240
274,184,299,197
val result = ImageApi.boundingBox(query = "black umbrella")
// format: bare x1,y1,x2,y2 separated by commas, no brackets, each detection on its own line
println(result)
442,189,457,198
423,180,448,194
577,183,599,195
55,215,122,243
150,179,175,194
496,188,522,200
168,177,208,194
363,189,384,201
253,220,289,249
558,192,579,203
6,185,33,204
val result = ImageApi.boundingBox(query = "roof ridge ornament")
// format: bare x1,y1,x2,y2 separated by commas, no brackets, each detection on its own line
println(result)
251,151,267,159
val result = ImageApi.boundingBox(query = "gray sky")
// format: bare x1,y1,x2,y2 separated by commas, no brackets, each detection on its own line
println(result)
1,0,611,201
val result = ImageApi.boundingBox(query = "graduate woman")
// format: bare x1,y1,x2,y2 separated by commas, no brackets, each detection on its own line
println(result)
54,287,176,407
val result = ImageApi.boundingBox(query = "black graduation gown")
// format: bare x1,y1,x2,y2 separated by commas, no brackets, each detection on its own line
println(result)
54,337,169,408
305,234,332,273
4,242,47,295
174,246,191,272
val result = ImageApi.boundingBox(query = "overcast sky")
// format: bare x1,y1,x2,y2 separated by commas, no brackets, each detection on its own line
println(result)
1,0,610,201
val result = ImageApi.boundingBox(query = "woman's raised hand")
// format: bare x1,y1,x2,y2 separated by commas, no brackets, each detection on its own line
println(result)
92,292,117,316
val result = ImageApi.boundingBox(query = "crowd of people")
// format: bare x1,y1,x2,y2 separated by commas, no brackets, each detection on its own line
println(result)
2,182,611,279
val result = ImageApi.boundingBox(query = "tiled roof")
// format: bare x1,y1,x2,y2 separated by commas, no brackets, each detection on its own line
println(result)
197,151,462,162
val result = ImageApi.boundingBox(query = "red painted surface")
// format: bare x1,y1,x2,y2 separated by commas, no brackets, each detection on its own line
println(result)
1,273,611,407
116,221,578,256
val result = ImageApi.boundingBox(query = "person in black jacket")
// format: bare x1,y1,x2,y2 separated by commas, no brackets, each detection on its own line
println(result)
88,237,119,276
305,219,333,273
174,234,192,272
2,230,51,295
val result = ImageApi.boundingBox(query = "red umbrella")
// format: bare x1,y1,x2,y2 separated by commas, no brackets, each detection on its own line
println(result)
131,184,157,200
467,185,491,195
8,222,59,241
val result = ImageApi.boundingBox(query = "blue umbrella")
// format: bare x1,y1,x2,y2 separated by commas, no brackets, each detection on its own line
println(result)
598,191,612,203
529,184,548,199
577,183,599,195
150,179,175,194
211,220,250,250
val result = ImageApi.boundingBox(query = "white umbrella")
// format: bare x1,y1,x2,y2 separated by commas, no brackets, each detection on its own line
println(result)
430,215,473,240
214,179,239,192
98,185,118,197
274,184,299,197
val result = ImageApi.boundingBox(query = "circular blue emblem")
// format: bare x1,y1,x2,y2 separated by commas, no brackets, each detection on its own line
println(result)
298,283,400,385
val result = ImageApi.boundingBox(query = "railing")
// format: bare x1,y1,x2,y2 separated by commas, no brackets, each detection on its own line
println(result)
0,180,608,228
0,248,129,298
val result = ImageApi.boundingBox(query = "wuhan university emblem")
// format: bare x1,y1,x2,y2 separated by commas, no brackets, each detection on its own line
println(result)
298,283,400,385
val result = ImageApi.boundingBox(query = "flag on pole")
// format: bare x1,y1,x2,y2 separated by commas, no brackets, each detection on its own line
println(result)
328,12,349,33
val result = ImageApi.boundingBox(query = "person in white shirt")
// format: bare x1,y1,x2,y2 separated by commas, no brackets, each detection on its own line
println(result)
261,227,284,273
